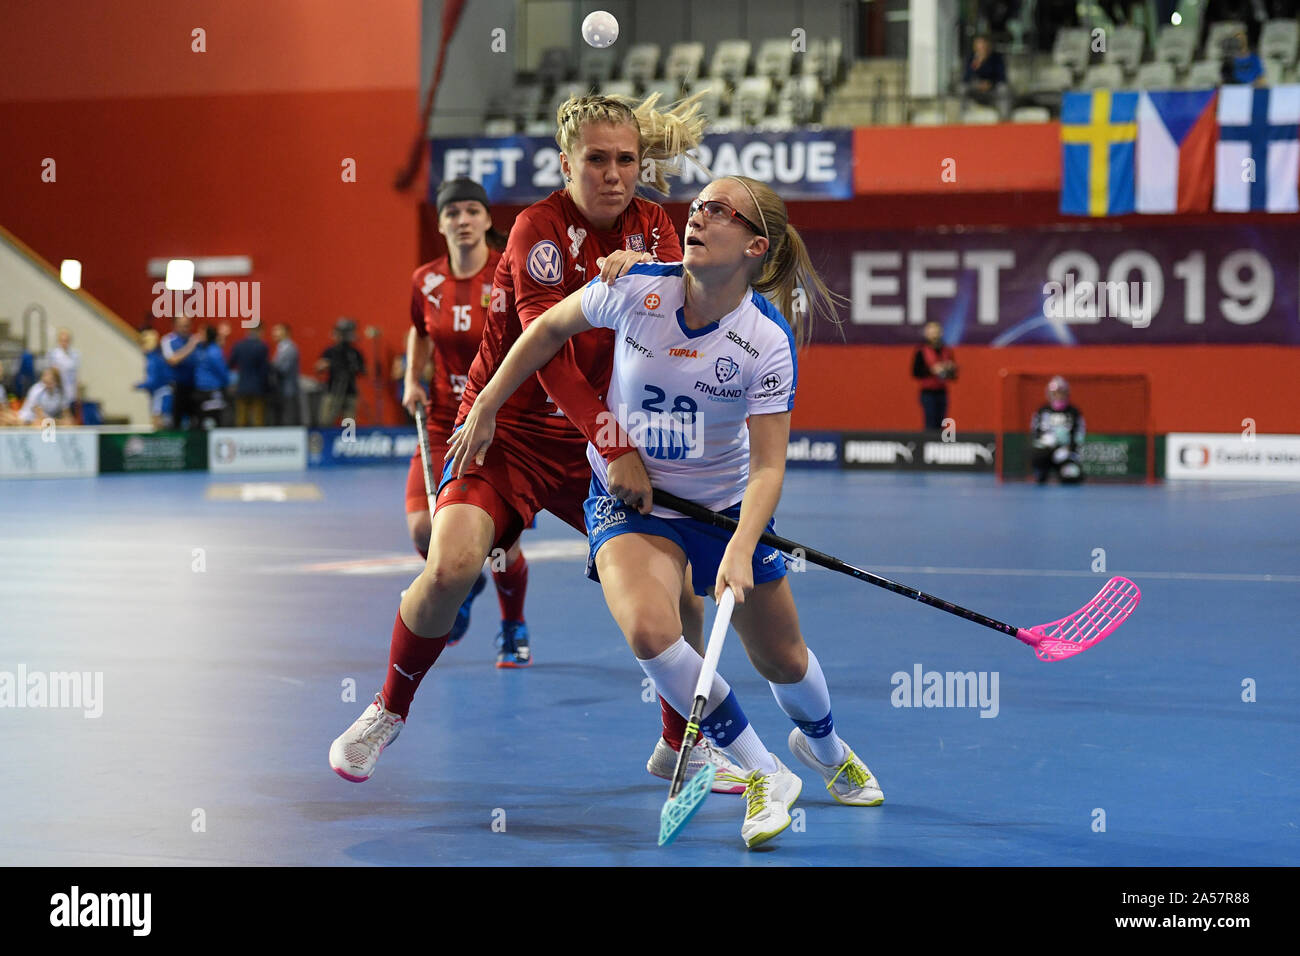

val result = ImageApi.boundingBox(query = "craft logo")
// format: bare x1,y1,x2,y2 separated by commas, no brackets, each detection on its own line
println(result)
1179,444,1211,467
526,240,563,285
726,330,759,358
668,347,699,358
643,293,661,310
891,664,999,718
714,356,740,383
625,233,645,252
624,335,654,357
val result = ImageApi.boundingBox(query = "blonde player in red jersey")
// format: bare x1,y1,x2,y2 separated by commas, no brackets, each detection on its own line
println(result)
402,179,527,661
330,93,745,791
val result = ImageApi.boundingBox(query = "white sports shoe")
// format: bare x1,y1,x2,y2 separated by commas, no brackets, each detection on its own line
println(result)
646,737,748,794
740,756,802,849
329,693,404,782
787,728,884,806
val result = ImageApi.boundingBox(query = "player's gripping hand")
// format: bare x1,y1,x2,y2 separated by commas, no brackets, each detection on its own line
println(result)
714,541,755,605
596,250,653,284
444,403,496,477
606,449,653,514
402,378,429,418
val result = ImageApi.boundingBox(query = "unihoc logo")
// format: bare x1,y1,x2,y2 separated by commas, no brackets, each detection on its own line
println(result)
762,373,781,391
151,280,262,327
644,293,661,310
49,886,150,936
1042,275,1154,327
0,665,103,718
715,356,740,383
526,240,563,285
891,663,999,718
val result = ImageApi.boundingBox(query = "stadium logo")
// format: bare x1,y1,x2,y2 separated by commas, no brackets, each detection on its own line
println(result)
644,293,661,310
625,233,645,252
726,330,759,358
668,347,699,358
715,357,740,383
762,373,781,391
526,240,563,285
1179,444,1211,467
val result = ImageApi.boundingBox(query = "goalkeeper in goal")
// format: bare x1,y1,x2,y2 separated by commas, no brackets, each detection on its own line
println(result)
1030,376,1085,484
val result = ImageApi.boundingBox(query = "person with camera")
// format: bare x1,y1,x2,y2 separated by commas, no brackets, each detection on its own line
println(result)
911,321,958,431
316,318,366,426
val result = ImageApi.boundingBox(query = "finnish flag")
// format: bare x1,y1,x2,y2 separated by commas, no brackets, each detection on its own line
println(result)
1214,84,1300,212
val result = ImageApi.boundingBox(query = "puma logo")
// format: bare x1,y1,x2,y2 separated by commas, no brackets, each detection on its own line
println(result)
391,664,424,681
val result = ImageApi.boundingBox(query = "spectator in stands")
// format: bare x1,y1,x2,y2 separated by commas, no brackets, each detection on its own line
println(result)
134,329,174,430
315,317,366,426
162,314,203,429
270,322,301,425
0,359,18,426
962,34,1011,120
912,322,958,432
18,367,74,425
47,328,81,410
1031,376,1085,484
228,324,272,427
194,325,230,429
1222,28,1266,86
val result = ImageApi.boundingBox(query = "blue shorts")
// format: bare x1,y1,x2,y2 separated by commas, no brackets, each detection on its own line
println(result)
152,386,173,418
583,476,788,597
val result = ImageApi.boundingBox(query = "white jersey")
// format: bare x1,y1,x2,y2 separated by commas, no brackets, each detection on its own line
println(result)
579,263,796,515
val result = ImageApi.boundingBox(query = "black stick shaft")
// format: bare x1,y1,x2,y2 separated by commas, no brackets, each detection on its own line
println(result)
413,405,438,497
667,695,708,800
651,489,1021,639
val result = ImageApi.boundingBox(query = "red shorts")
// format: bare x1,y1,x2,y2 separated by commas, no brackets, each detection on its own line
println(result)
404,420,453,514
433,423,590,552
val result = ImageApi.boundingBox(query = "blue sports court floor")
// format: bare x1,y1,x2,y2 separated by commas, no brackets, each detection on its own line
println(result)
1,467,1297,866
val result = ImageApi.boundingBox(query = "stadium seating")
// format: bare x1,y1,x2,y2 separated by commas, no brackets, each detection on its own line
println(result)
1203,20,1247,61
1135,61,1176,90
1107,26,1145,79
1260,19,1299,69
665,42,706,85
709,39,752,85
1154,25,1196,72
1184,60,1224,89
621,43,661,87
1082,63,1125,91
1052,28,1092,79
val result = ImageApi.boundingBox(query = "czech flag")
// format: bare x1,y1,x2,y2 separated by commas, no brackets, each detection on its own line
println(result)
1061,90,1138,217
1135,90,1217,214
1214,84,1300,212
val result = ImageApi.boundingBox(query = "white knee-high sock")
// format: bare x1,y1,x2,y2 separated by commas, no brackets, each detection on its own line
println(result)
637,637,775,774
769,648,848,766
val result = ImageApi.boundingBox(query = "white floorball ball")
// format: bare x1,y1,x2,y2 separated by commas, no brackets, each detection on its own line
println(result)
582,10,619,48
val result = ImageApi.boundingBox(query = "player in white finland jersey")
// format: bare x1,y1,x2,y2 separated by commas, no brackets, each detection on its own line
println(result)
448,177,884,849
579,261,796,516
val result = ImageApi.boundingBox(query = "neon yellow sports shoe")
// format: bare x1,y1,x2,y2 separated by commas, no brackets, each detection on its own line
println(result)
787,728,884,806
740,756,802,849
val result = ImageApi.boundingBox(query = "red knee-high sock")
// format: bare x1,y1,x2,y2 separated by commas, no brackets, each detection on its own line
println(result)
660,695,688,749
492,553,528,622
380,609,448,719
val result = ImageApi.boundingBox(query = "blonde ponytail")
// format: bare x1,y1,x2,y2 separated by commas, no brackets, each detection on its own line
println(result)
728,176,846,348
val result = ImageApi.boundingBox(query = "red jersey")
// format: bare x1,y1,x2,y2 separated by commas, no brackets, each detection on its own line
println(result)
410,249,502,434
458,190,682,454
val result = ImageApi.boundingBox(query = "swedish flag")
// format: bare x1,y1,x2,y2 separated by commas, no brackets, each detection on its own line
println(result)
1061,90,1138,216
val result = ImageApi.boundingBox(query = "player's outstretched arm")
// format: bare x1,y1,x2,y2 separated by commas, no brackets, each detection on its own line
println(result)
445,288,592,476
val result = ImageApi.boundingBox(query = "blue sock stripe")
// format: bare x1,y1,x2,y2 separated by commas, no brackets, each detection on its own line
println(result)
794,712,834,739
699,690,749,748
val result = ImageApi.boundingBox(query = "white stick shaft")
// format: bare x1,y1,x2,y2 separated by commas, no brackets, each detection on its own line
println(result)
691,589,735,701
